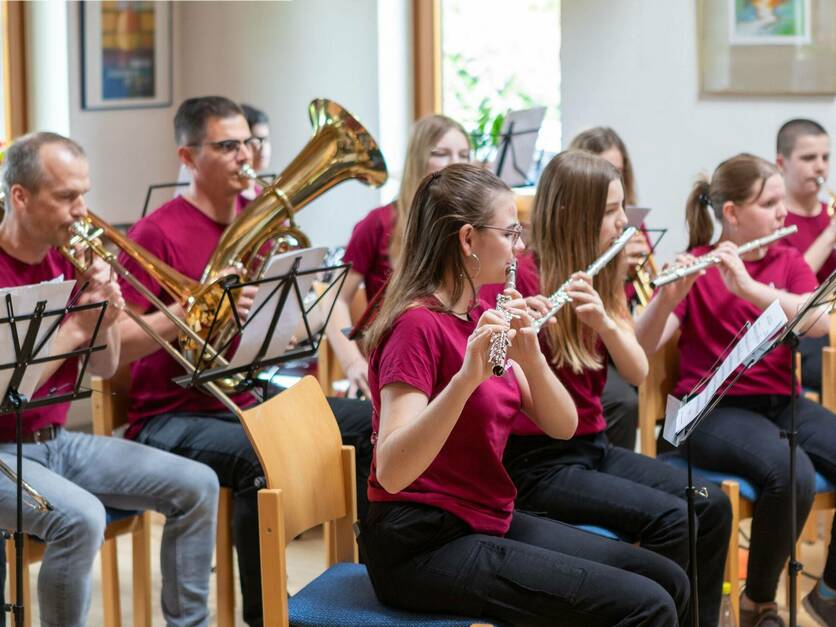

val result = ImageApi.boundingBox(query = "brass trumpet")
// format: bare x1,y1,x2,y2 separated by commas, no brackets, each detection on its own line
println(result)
815,176,836,218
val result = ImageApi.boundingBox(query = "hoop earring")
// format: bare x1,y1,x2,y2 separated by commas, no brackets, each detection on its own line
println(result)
469,252,481,279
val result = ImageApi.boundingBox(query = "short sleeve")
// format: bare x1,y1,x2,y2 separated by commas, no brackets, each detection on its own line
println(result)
118,219,169,311
784,247,819,294
343,210,382,279
375,310,439,397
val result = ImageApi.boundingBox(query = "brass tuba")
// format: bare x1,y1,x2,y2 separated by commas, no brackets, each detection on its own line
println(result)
181,98,388,369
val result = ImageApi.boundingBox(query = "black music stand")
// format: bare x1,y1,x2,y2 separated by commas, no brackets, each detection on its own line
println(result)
491,107,546,188
663,301,790,627
0,287,108,627
172,254,350,395
743,270,836,627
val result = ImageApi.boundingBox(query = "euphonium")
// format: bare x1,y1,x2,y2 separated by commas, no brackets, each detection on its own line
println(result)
489,261,518,376
184,98,388,370
650,225,798,288
533,227,636,332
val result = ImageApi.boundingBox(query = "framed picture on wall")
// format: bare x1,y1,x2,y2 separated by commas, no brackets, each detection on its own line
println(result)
80,1,172,110
699,0,836,95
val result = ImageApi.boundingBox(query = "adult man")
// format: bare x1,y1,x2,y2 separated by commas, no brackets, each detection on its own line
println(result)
117,96,372,627
776,118,835,393
0,132,219,627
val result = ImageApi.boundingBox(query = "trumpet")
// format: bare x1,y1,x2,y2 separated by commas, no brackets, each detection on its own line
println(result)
488,261,517,376
650,225,799,288
533,227,636,332
816,176,836,218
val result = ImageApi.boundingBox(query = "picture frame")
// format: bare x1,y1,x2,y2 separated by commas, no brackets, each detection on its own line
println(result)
699,0,836,95
80,1,172,110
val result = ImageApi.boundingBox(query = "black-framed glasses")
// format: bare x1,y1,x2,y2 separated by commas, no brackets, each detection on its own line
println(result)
477,224,523,246
188,137,262,155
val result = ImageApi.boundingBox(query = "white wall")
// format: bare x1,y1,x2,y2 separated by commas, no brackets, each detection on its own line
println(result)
178,0,396,247
561,0,836,261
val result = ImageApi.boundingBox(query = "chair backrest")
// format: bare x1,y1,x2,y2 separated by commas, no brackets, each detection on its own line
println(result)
638,331,680,457
91,364,132,435
239,376,350,543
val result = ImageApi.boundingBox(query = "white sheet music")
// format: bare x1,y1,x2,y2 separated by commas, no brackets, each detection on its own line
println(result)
670,300,787,435
0,279,75,403
227,247,328,369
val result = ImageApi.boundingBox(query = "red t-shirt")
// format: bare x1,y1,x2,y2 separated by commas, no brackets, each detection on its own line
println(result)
342,203,395,302
0,249,77,439
118,196,256,434
367,300,521,535
480,252,608,437
673,244,818,398
783,203,836,284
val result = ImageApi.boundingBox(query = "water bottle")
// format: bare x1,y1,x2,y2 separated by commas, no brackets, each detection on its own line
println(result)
719,581,737,627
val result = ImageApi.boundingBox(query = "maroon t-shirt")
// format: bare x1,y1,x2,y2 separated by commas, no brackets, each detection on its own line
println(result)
367,300,521,535
343,203,395,302
118,196,255,435
673,244,818,398
0,249,77,439
480,252,607,437
783,203,836,284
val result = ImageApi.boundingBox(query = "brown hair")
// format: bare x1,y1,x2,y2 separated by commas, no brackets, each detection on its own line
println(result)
389,114,470,264
531,150,629,373
365,163,510,351
685,153,778,249
569,127,637,206
776,118,828,158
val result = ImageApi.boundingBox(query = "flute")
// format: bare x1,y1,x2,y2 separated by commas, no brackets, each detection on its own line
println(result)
532,226,637,333
488,261,518,376
650,225,799,288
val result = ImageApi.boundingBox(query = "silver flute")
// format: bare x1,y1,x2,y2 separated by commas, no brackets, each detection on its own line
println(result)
532,226,637,333
488,261,518,376
650,225,798,288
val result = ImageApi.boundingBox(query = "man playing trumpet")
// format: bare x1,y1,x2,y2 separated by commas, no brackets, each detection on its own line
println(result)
0,132,219,627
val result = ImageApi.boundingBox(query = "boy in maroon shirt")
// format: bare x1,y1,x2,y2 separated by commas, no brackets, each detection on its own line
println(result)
776,118,835,394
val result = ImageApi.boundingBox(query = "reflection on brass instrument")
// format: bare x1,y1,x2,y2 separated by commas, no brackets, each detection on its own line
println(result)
816,176,836,218
189,98,388,375
533,227,637,332
631,235,658,308
489,261,518,376
0,459,51,511
650,225,798,288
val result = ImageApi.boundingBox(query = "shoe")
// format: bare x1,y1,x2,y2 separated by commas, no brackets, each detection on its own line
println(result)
804,581,836,626
739,601,785,627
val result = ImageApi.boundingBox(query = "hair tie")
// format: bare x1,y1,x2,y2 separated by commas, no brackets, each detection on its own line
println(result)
698,192,712,208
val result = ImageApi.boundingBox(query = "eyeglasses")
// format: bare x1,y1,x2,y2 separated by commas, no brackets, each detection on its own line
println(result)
187,137,262,155
477,224,523,246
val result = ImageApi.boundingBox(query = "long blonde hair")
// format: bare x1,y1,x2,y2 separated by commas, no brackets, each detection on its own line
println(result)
531,150,629,373
569,127,637,206
389,114,470,263
685,153,777,249
365,164,510,351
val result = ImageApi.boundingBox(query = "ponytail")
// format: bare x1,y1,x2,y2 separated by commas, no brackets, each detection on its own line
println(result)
685,178,715,249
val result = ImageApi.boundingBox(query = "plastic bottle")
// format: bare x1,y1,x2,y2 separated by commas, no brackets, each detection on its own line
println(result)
719,581,737,627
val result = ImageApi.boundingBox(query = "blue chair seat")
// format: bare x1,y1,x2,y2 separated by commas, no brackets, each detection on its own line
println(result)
575,524,620,540
816,472,836,494
105,507,141,525
289,562,501,626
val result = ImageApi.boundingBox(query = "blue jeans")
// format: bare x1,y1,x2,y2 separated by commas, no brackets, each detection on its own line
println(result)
0,428,218,627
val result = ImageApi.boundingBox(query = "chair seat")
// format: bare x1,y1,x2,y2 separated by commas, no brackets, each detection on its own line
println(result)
289,562,499,626
575,524,620,540
105,507,141,525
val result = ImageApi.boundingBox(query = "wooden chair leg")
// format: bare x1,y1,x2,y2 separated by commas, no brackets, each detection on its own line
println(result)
801,511,818,544
216,487,236,627
258,489,288,627
722,481,741,624
131,513,152,627
100,537,122,627
7,536,32,627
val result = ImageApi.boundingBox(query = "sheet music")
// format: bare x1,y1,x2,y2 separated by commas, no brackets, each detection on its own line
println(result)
0,279,75,402
227,247,328,368
670,300,787,435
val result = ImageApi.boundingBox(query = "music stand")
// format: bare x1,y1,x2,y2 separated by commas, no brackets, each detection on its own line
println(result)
0,285,108,627
663,300,790,627
172,248,350,395
743,270,836,627
492,106,546,188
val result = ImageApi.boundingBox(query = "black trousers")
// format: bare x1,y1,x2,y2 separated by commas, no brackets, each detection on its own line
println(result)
359,502,688,626
602,365,639,450
135,395,372,627
799,334,827,394
682,394,836,602
504,432,731,627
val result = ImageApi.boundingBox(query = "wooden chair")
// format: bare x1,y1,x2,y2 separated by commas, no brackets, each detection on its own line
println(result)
239,376,499,626
638,334,836,621
6,372,154,627
91,370,237,627
317,286,367,396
